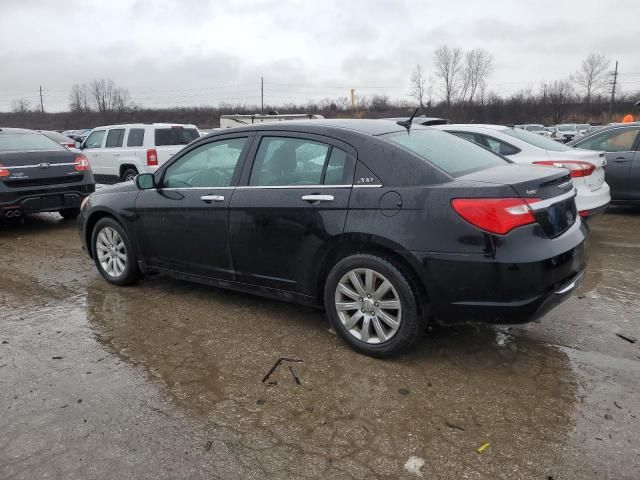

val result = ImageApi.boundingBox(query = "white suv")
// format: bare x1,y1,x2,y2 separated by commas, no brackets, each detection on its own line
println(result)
80,123,200,183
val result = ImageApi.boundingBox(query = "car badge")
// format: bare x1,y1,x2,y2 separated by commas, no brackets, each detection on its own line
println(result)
38,163,51,169
526,189,537,195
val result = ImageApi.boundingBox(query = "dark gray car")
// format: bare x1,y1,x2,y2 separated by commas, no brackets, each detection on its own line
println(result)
569,123,640,204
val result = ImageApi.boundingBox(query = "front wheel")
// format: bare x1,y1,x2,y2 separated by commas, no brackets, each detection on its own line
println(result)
324,254,424,358
91,217,141,286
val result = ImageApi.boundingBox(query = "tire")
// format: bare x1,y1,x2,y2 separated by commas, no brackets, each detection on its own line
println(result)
91,217,142,286
121,167,138,183
324,254,424,358
59,208,81,220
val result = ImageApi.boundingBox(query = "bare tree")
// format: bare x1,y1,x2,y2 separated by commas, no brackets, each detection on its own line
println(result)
574,54,610,105
69,84,91,112
89,79,132,114
11,98,32,113
433,45,463,106
409,64,427,108
460,49,493,103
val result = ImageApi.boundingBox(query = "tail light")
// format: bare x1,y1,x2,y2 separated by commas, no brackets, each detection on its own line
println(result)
0,163,9,177
63,143,75,149
451,197,540,235
74,155,91,172
533,160,595,178
147,148,158,166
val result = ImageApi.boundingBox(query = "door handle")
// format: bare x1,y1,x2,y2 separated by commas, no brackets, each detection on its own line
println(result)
613,157,629,163
200,195,225,203
301,194,334,203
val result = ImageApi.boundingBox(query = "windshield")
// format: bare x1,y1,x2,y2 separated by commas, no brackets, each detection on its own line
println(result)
154,127,200,146
525,125,544,132
0,132,66,152
383,128,507,177
557,124,576,132
577,124,590,130
503,127,573,152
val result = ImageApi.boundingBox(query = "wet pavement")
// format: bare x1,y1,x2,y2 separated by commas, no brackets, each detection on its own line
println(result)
1,209,639,479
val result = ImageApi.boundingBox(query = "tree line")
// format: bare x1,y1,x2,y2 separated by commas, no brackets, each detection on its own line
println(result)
3,48,638,129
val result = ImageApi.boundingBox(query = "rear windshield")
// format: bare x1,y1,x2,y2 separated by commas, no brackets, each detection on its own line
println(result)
41,131,73,143
525,125,544,132
383,129,507,177
557,124,576,132
0,133,66,152
502,127,573,152
154,127,199,146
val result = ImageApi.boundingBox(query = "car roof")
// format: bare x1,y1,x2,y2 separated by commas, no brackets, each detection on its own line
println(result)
0,127,40,134
91,123,198,129
436,124,509,131
215,119,409,137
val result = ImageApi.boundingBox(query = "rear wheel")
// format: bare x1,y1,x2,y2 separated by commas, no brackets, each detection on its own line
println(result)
91,217,141,286
121,167,138,182
324,254,424,357
59,208,80,220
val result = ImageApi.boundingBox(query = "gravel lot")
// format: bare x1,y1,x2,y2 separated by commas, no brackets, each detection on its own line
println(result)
1,209,639,479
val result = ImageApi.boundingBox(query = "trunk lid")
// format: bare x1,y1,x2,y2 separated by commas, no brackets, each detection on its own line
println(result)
0,150,84,188
461,164,577,238
546,149,606,192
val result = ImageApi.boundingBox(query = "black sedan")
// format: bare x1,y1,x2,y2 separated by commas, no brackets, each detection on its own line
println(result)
569,123,640,204
1,128,94,220
79,120,587,357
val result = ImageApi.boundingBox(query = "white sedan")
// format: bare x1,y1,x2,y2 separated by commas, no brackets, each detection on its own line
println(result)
434,124,611,216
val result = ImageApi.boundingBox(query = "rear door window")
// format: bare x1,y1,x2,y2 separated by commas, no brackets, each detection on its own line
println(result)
127,128,145,147
383,129,507,177
479,135,520,156
249,137,331,186
105,129,125,148
155,127,200,146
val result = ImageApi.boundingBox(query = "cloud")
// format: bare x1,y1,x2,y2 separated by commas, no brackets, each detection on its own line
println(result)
0,0,638,111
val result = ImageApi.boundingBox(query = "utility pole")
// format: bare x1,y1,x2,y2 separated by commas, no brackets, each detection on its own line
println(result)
350,88,355,111
39,85,44,113
261,77,264,114
608,60,618,121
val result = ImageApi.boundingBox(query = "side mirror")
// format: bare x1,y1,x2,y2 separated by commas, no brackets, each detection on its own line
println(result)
136,173,155,190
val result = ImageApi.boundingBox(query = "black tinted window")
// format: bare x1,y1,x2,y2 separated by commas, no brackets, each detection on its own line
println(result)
384,129,507,177
155,127,199,146
0,133,65,152
250,137,330,186
481,135,520,156
105,129,125,148
324,147,350,185
127,128,145,147
164,138,247,188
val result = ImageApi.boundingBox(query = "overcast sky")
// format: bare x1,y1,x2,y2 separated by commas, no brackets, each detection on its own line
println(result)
1,0,639,112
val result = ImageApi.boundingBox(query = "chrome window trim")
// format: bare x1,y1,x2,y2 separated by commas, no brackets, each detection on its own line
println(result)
528,188,577,210
159,184,384,190
238,184,352,189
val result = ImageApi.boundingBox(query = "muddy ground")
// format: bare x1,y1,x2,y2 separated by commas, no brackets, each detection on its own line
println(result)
1,209,639,479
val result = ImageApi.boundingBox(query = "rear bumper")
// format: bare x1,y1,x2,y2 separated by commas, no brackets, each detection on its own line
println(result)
407,219,588,325
575,181,610,214
0,182,94,215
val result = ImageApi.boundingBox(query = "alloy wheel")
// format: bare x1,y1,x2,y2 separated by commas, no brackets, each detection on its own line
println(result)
334,268,402,344
96,226,127,278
